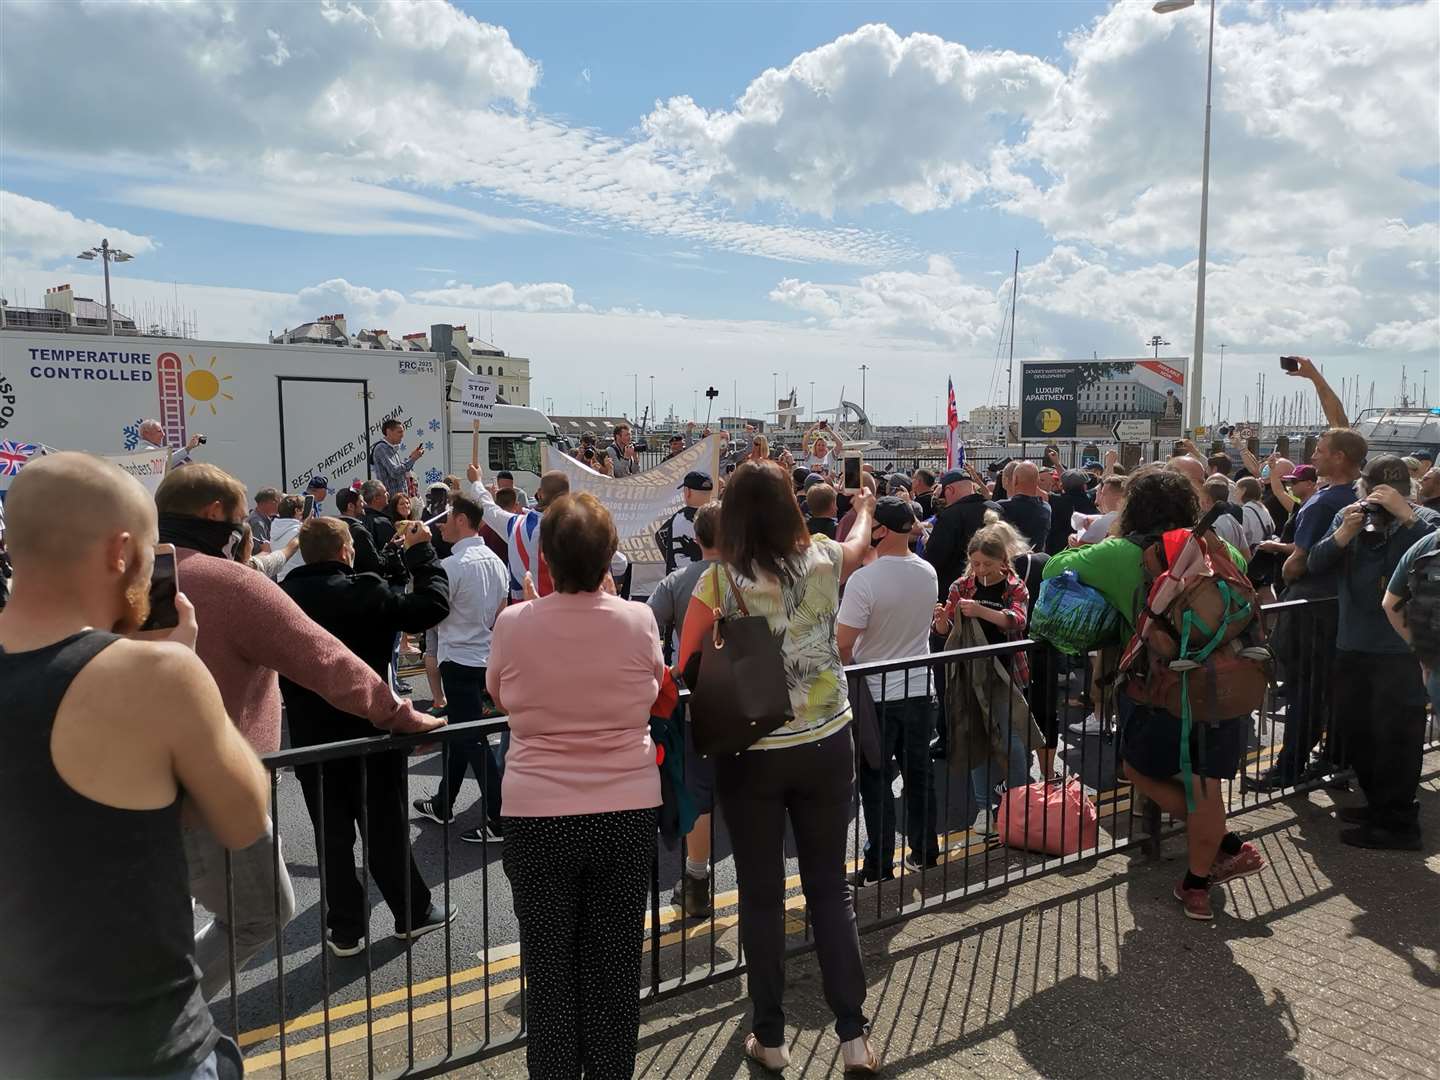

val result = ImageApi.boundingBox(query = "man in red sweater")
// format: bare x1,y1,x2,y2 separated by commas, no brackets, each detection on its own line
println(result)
153,465,443,999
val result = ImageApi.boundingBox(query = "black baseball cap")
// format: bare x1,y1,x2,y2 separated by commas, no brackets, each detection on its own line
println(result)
679,471,713,492
938,469,970,487
874,496,916,533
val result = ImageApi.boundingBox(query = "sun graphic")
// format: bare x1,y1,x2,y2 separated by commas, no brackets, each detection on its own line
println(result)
184,354,235,416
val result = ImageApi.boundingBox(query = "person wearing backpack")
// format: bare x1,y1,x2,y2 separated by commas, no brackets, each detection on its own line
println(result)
1309,456,1439,851
1042,469,1267,921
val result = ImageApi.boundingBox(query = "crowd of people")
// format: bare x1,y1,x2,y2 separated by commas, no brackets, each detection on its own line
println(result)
3,352,1437,1077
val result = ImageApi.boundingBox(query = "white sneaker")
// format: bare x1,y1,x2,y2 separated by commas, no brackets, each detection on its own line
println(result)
971,807,996,835
841,1035,881,1074
1067,712,1105,736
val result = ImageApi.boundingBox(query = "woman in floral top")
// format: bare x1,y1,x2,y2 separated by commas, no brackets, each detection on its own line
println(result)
677,460,881,1073
932,518,1037,832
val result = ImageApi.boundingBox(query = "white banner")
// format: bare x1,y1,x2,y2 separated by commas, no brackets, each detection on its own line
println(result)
459,373,498,421
105,448,170,495
542,435,722,563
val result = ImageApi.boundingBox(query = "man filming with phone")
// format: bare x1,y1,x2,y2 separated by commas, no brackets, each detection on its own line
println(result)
137,418,204,469
0,452,267,1077
370,417,424,498
153,463,443,998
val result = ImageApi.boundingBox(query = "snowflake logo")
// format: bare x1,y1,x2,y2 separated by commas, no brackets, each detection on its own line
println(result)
122,419,143,451
428,418,441,432
425,440,435,451
425,468,443,485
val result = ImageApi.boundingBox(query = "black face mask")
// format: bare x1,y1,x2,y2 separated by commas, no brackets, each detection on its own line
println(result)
870,528,886,548
158,513,243,559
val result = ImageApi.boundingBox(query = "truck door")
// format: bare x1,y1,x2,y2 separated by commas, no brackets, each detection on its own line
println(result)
277,377,371,496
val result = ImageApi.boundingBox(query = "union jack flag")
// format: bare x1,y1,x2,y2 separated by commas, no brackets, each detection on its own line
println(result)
945,378,962,470
0,441,41,477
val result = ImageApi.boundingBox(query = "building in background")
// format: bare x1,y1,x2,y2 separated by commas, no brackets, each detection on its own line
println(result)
1076,377,1167,427
1,284,140,335
967,404,1018,432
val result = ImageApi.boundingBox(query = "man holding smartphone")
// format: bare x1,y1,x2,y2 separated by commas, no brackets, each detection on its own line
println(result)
0,452,268,1078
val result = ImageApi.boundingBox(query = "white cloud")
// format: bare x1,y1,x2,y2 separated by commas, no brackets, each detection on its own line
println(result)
644,23,1062,217
0,189,157,262
1363,318,1440,353
412,281,576,311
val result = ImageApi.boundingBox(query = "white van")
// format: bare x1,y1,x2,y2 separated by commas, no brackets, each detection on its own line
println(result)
446,398,558,495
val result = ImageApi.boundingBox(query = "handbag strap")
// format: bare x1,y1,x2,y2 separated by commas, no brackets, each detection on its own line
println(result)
721,565,751,618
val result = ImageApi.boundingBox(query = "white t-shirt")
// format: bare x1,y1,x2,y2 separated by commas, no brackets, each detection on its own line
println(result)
1210,510,1250,558
270,516,304,580
837,552,938,701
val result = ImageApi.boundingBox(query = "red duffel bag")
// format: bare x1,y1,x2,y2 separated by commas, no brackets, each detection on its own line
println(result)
994,777,1100,856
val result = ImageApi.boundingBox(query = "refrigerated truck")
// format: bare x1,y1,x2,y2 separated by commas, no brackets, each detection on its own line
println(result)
0,330,558,499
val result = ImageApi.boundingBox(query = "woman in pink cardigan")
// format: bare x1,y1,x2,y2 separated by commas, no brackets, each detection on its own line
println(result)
486,492,662,1078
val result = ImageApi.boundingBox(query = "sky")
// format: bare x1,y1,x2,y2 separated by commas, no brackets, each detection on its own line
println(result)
1,0,1437,426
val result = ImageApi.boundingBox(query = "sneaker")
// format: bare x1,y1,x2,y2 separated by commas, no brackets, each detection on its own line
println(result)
902,854,938,873
1209,842,1266,886
841,1035,881,1074
459,822,504,844
849,867,894,889
412,798,454,825
1241,768,1290,794
743,1034,790,1072
1067,713,1105,736
326,931,364,958
1336,804,1373,825
394,901,459,941
970,807,997,836
1172,878,1214,920
1340,825,1423,852
671,873,714,919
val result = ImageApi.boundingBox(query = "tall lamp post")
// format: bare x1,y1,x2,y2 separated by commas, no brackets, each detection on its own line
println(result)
76,238,134,336
1154,0,1215,433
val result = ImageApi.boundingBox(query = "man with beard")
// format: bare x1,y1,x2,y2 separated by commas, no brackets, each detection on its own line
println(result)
0,453,268,1078
153,464,443,998
464,462,571,600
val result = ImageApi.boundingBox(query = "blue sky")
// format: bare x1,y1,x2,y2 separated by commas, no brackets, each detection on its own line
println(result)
2,0,1436,424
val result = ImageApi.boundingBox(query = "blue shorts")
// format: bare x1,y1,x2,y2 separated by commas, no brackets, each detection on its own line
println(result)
1118,694,1247,782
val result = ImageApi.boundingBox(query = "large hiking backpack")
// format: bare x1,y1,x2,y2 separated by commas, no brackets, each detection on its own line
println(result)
1403,547,1440,671
1119,506,1272,806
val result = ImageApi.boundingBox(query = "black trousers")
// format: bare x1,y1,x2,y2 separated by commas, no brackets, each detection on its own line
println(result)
436,661,503,824
716,727,868,1047
1334,650,1427,833
291,718,431,939
1276,604,1340,778
858,696,938,874
503,809,656,1080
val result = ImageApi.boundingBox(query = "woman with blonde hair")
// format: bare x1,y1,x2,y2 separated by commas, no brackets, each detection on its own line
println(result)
747,434,771,464
932,515,1041,833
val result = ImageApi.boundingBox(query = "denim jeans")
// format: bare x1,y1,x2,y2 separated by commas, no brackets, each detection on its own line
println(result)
969,730,1033,810
857,696,939,874
436,661,503,824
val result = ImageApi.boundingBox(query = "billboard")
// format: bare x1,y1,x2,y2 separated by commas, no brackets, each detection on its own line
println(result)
1020,358,1187,440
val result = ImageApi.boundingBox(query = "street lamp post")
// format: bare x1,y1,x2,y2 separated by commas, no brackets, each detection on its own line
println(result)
859,364,870,417
76,237,135,336
1154,0,1215,433
649,375,655,420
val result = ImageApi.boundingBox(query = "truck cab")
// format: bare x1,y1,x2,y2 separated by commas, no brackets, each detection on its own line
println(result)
446,400,559,493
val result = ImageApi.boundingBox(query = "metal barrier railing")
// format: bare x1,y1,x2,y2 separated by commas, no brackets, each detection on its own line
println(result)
224,595,1436,1078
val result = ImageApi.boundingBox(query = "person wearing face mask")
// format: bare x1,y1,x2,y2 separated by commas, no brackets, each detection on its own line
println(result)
279,516,456,955
837,497,941,887
0,453,268,1080
153,464,444,998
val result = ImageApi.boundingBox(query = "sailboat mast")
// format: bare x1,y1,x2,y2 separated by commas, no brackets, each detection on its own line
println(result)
1005,249,1019,440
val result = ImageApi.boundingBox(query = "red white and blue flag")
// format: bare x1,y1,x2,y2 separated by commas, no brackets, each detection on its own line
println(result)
0,441,42,477
945,379,962,470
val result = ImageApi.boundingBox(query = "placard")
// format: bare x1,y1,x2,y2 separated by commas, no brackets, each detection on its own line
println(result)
459,373,498,422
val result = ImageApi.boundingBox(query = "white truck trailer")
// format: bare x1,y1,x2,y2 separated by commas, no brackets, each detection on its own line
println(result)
0,330,556,498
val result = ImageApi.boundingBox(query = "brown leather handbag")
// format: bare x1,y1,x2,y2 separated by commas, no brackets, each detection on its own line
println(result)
684,566,794,756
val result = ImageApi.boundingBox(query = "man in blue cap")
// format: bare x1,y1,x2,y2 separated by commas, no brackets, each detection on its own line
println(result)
655,470,713,574
306,475,330,516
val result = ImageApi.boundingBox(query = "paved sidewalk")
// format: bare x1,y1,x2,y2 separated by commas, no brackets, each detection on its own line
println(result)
262,768,1439,1078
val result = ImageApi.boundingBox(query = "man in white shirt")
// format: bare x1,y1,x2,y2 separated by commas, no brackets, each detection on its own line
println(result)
1201,476,1251,560
837,496,941,887
137,419,202,469
412,494,511,844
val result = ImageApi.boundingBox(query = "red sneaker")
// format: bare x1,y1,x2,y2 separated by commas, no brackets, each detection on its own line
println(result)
1210,842,1266,886
1173,879,1214,920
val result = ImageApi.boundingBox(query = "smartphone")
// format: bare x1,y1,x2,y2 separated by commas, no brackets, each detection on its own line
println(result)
302,493,315,519
140,544,179,631
1280,355,1301,373
842,452,863,494
1277,435,1291,458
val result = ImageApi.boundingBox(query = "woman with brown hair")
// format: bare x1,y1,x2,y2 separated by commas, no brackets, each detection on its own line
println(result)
487,492,664,1078
386,490,414,524
677,460,880,1073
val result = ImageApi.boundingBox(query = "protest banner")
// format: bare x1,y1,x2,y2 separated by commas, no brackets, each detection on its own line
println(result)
459,373,498,422
104,447,169,495
542,435,722,562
